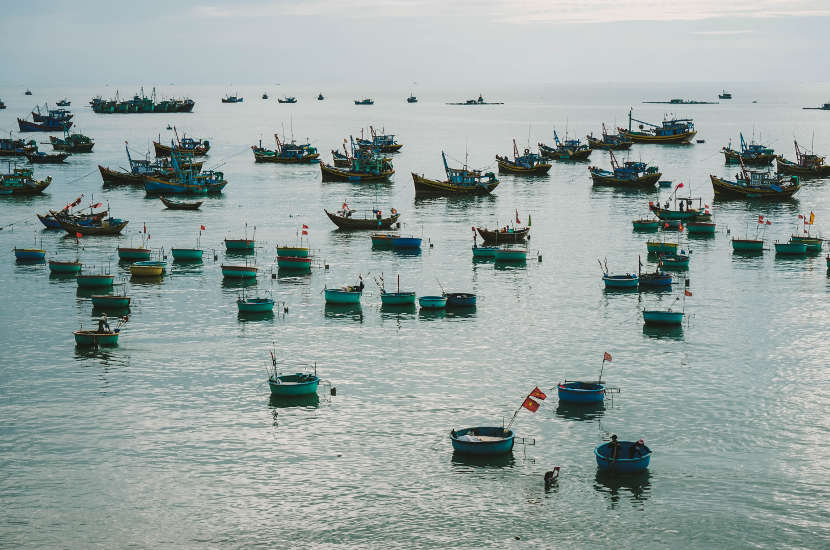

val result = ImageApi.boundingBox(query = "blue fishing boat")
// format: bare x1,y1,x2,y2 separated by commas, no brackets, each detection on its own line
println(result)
356,126,403,153
602,274,638,289
17,116,72,133
639,270,672,288
14,248,46,261
619,109,696,144
450,427,514,455
320,137,394,182
558,381,606,404
266,350,321,397
659,180,673,187
130,260,166,277
394,236,421,249
0,137,36,157
354,98,374,105
324,286,362,304
252,134,320,163
472,245,498,258
237,295,275,313
221,94,243,103
91,294,131,309
277,96,297,104
117,246,151,261
444,292,476,307
632,219,660,231
722,133,775,165
539,130,592,161
586,123,633,150
589,150,661,188
710,165,800,200
419,295,447,309
412,151,499,197
73,316,127,347
31,105,73,123
225,238,255,251
595,440,652,473
496,139,551,175
1,166,52,195
642,309,684,325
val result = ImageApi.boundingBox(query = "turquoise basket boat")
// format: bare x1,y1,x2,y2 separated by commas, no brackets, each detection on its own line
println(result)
450,427,515,455
49,260,82,273
237,297,275,312
659,254,690,269
277,256,312,271
632,219,660,231
603,274,639,289
171,248,203,261
558,381,606,404
268,373,320,397
472,245,498,258
643,309,684,325
381,291,416,305
117,247,151,261
774,241,807,255
494,247,528,262
646,241,678,254
325,287,362,304
790,236,823,253
419,295,447,309
732,238,764,252
277,246,310,258
687,222,716,234
77,274,114,288
91,294,131,308
225,238,255,251
595,441,652,473
74,329,120,347
445,292,476,307
14,248,45,261
221,264,258,278
130,260,166,277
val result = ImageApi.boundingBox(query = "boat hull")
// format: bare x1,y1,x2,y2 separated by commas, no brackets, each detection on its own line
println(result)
687,222,716,234
381,292,416,305
91,295,131,308
225,239,255,251
221,265,258,278
117,247,151,261
710,175,800,200
325,289,362,304
277,246,309,258
14,248,46,261
74,330,119,347
732,239,764,252
646,242,678,254
277,256,312,271
476,227,528,244
619,128,696,144
77,275,114,288
268,375,320,397
450,427,514,455
633,220,660,231
445,293,476,307
130,261,166,277
171,248,203,261
48,260,82,273
558,382,606,404
419,295,447,309
774,242,807,255
496,157,551,175
237,298,275,312
412,173,499,196
643,310,684,325
590,171,662,187
99,165,143,186
324,209,400,229
320,162,393,183
595,442,652,473
472,246,498,258
494,248,528,262
603,275,639,289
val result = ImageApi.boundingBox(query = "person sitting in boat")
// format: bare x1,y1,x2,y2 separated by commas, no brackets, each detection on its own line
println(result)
630,439,646,458
97,315,110,333
608,434,621,459
664,200,670,210
358,275,364,292
679,201,685,212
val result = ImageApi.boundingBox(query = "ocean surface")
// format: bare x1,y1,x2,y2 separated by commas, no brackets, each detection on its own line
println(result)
1,83,829,549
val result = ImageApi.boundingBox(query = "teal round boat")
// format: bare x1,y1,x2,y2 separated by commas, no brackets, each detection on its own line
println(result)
643,309,684,325
632,219,660,231
494,247,528,262
268,373,320,397
117,247,151,261
790,236,822,253
77,274,114,288
221,264,258,278
91,295,131,308
472,246,498,258
732,238,764,252
237,297,275,312
225,238,255,251
14,248,46,261
277,256,312,271
603,274,639,289
774,241,807,255
171,248,203,261
49,260,82,274
419,295,447,309
73,329,119,347
687,222,716,234
277,246,309,258
381,291,416,305
646,241,678,254
659,254,690,269
325,287,362,304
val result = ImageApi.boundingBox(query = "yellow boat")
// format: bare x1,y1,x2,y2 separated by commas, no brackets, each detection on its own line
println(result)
618,109,696,144
130,260,166,277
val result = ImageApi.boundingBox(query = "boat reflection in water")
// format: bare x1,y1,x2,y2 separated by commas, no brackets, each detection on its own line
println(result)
555,401,606,421
642,324,684,340
450,452,516,469
418,308,446,321
324,303,363,322
594,470,651,508
268,393,320,409
221,278,257,290
237,310,275,323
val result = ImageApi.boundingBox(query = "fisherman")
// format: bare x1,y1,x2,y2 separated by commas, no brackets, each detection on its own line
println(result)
97,315,110,333
608,434,621,460
630,439,646,458
544,466,560,489
679,201,685,212
358,275,365,292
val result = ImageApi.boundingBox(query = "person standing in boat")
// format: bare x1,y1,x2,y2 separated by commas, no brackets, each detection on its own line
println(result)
608,434,621,459
358,275,365,292
97,315,110,333
630,439,646,458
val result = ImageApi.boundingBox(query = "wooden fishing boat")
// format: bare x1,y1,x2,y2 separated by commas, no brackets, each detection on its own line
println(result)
450,427,514,455
50,131,94,153
687,221,716,234
49,259,82,273
356,126,403,153
722,133,775,165
91,88,195,113
658,253,690,269
277,256,312,271
494,245,528,262
602,274,638,289
646,241,678,254
331,149,351,167
18,117,72,132
160,196,203,210
446,95,504,106
320,139,394,182
14,248,46,261
25,151,70,164
774,241,807,255
496,140,551,175
648,197,704,220
221,264,258,278
618,109,696,144
171,248,203,261
776,140,830,177
590,150,661,187
30,105,72,123
354,98,374,105
595,441,652,473
586,123,633,150
52,210,128,235
41,200,101,228
538,131,592,161
130,260,166,277
412,151,498,196
476,226,528,243
324,287,362,304
732,238,764,252
558,381,606,404
472,245,498,258
419,295,447,309
0,166,51,195
153,136,210,157
77,274,114,288
225,238,255,251
710,166,800,200
0,137,37,157
144,174,208,195
148,154,225,195
325,207,400,229
117,247,152,261
632,219,660,231
98,165,143,186
444,292,476,307
91,294,131,309
221,94,243,103
277,96,297,103
252,134,319,163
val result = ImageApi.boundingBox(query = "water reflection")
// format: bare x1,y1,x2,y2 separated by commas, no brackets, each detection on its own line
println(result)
222,278,258,290
324,303,363,321
642,324,684,340
268,393,320,409
494,261,526,271
555,401,606,421
49,272,79,283
91,306,130,318
237,310,275,323
380,303,417,317
418,308,446,321
450,451,516,469
130,275,164,285
593,470,651,508
277,268,313,283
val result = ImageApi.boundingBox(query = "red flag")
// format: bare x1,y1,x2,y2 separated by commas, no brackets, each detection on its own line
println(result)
302,224,309,229
342,202,348,210
529,387,547,400
766,220,772,225
758,215,764,223
603,352,612,362
302,230,308,236
664,223,669,228
75,232,82,239
143,223,147,234
677,182,684,188
798,214,803,219
91,202,102,209
515,209,521,224
685,290,693,297
200,225,205,230
679,224,684,231
521,397,540,413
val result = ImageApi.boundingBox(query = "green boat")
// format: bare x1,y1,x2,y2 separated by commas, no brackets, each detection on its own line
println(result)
659,253,690,269
325,286,362,304
646,241,678,254
633,219,660,231
493,246,528,262
48,259,82,274
221,264,258,278
225,238,255,251
74,330,120,347
687,221,716,234
377,274,416,305
277,256,312,271
91,295,131,308
117,246,152,261
77,274,114,288
277,246,310,258
790,236,823,253
774,241,807,255
472,245,498,258
171,248,203,261
732,238,764,252
237,296,275,313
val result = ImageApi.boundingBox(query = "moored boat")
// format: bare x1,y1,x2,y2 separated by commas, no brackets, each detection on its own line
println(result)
325,205,400,229
558,381,606,404
774,241,807,255
237,295,275,313
354,98,374,105
50,130,94,153
130,260,166,277
52,210,128,235
472,245,498,258
643,309,684,325
277,96,297,104
602,273,638,289
633,218,660,231
710,164,800,200
14,248,46,261
732,238,764,252
77,273,114,288
252,134,319,163
49,259,82,273
444,292,476,307
377,274,416,305
590,150,661,188
658,253,690,269
117,247,152,261
412,151,499,197
595,440,652,473
586,123,633,150
493,245,528,262
153,134,210,157
160,196,203,210
25,151,70,164
618,109,696,144
18,116,72,133
221,264,258,278
171,248,203,261
776,140,830,177
1,166,52,195
496,140,551,175
320,137,394,182
277,255,312,271
722,133,775,165
539,130,592,161
324,286,362,304
687,221,717,234
221,94,243,103
356,126,403,153
450,427,514,455
0,137,37,157
419,295,447,309
476,225,528,243
90,293,131,309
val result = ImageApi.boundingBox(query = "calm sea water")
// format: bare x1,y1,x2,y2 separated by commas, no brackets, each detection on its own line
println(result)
1,83,829,549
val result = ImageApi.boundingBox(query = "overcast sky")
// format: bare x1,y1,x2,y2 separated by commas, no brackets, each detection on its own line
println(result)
2,0,828,87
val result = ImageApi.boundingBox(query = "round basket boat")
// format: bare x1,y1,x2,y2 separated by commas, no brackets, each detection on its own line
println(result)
419,295,447,309
450,427,514,455
268,373,319,397
558,381,606,403
594,441,652,473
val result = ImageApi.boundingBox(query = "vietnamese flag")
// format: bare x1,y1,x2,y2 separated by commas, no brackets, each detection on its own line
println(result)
302,224,309,229
529,387,547,400
302,230,308,236
200,225,206,230
522,397,540,413
75,232,83,239
603,352,612,362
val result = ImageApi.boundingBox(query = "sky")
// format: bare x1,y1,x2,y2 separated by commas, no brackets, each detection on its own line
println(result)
1,0,828,87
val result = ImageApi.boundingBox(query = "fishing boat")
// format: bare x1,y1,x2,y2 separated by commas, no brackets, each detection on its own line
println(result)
324,285,362,304
221,94,243,103
52,210,128,235
153,131,210,157
494,245,528,262
144,154,224,195
331,148,351,167
602,273,638,289
354,98,374,105
277,255,312,271
1,165,50,196
776,140,830,177
472,245,498,258
450,427,514,455
774,241,807,255
49,259,82,274
649,192,705,220
237,288,275,313
320,138,394,182
496,140,552,175
618,109,696,144
558,381,606,404
17,117,71,133
277,96,297,103
732,238,764,252
595,440,652,473
0,98,4,109
77,273,114,288
589,150,661,188
802,101,830,110
130,260,166,277
160,196,203,210
446,94,504,106
225,238,255,251
710,161,800,200
377,274,417,306
267,350,321,397
31,105,72,123
444,292,476,307
722,133,775,165
412,151,499,196
325,205,400,230
659,180,673,187
55,98,70,106
658,252,690,269
24,151,70,164
790,236,822,252
419,295,447,309
356,126,403,153
221,264,258,278
637,257,672,288
370,233,421,250
719,90,732,99
73,319,125,347
0,137,37,157
646,241,678,254
251,134,319,163
318,94,324,101
25,89,32,95
476,226,528,244
38,201,107,229
632,218,660,231
14,247,46,261
643,307,684,325
406,95,417,103
117,246,151,261
586,124,633,150
171,247,203,261
90,88,195,113
538,130,592,161
687,221,716,234
50,130,94,153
